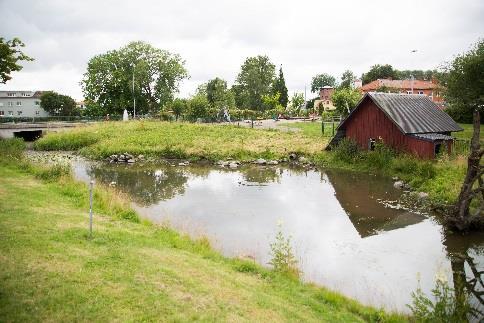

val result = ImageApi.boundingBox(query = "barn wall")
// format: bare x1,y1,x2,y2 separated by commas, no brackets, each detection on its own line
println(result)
343,98,438,158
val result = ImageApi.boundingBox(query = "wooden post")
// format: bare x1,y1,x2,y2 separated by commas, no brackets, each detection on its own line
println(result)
321,120,324,135
332,122,335,136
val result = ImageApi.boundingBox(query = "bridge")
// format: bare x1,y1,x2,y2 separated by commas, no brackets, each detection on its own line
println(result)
0,122,83,141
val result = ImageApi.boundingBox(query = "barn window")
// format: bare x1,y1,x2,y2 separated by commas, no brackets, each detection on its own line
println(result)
368,138,376,151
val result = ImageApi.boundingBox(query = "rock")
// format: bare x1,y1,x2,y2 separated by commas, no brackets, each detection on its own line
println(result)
298,156,308,163
254,158,266,165
267,160,279,165
109,181,117,186
393,181,404,189
418,192,429,199
137,154,145,160
392,176,399,181
119,154,126,161
178,161,189,166
216,160,225,166
127,159,135,163
289,153,297,160
229,162,239,169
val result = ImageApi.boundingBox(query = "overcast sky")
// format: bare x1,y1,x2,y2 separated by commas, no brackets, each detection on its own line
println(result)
1,0,483,101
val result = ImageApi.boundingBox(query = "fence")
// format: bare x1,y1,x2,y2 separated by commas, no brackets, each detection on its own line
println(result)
0,115,124,123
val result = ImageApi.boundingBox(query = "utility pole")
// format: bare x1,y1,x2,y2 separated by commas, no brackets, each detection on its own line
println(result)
410,50,417,94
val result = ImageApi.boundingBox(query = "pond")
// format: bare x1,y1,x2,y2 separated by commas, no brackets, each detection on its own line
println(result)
50,155,484,314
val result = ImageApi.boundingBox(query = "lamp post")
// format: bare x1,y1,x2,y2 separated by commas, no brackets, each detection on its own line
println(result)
131,62,136,119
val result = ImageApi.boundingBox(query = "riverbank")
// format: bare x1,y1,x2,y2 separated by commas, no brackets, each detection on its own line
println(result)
0,140,406,322
35,120,471,205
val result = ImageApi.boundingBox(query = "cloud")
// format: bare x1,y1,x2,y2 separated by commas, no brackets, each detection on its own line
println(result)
1,0,483,100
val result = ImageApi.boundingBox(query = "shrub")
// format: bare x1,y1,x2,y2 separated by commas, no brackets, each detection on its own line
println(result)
408,279,477,322
0,138,25,162
34,163,72,182
333,138,360,163
269,224,299,278
35,132,100,151
365,140,395,170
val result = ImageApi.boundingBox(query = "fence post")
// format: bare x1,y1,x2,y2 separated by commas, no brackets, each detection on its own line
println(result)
89,180,94,238
321,120,324,135
332,122,335,136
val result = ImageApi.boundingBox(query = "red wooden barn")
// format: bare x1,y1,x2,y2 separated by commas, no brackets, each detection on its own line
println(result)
328,93,463,158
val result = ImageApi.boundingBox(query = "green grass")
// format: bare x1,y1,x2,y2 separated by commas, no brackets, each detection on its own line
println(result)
454,123,484,141
278,121,338,138
0,141,406,322
35,121,328,161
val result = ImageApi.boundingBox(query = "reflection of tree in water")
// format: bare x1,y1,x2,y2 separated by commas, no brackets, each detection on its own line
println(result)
443,231,484,318
88,164,189,206
240,167,281,184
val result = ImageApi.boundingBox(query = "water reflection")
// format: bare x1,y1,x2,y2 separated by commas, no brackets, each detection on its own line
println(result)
73,161,483,314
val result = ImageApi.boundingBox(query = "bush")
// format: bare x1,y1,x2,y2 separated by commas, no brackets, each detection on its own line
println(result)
35,132,100,151
0,138,25,162
365,140,395,170
408,279,477,322
34,163,72,182
269,224,299,278
333,138,360,163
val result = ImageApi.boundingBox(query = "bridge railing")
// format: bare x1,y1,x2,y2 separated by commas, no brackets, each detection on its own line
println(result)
0,115,123,123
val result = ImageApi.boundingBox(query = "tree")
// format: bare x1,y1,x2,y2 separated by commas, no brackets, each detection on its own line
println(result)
206,77,235,109
186,94,210,121
340,70,356,89
310,73,337,92
82,41,188,116
40,91,79,116
331,88,362,116
361,64,397,84
170,98,187,121
0,37,33,84
440,39,484,231
290,92,305,111
273,66,288,107
234,55,276,110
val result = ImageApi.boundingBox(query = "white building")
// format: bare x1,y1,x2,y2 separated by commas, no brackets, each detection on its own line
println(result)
0,91,49,118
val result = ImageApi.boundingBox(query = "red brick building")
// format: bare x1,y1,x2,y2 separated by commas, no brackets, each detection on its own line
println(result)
328,93,462,159
359,79,444,107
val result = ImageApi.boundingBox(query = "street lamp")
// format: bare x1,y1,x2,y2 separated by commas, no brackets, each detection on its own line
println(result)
131,62,136,119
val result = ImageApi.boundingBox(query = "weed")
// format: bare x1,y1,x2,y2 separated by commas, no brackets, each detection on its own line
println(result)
269,223,299,278
333,138,360,163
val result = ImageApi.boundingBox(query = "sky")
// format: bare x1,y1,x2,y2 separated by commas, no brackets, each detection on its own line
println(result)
0,0,483,101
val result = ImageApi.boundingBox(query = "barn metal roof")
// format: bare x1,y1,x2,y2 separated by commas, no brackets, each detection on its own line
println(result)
411,133,454,141
339,92,463,134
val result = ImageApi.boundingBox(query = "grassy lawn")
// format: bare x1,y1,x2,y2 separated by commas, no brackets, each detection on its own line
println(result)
0,145,406,322
278,121,337,138
35,121,328,161
454,123,484,141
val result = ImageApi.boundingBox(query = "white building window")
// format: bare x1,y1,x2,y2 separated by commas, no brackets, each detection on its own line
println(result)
0,111,4,116
7,92,16,97
418,91,424,95
8,111,13,116
17,111,22,116
406,91,413,94
16,101,22,106
8,102,13,107
21,92,30,97
35,110,40,115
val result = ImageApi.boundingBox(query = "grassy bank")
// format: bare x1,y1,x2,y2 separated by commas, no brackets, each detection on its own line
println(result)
35,120,473,205
34,121,327,161
0,139,406,322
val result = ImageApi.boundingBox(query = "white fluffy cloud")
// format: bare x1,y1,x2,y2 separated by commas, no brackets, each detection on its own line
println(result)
1,0,483,100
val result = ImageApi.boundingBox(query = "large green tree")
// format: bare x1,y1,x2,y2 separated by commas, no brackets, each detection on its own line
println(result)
331,88,362,116
0,37,33,84
206,77,235,109
361,64,397,84
82,41,188,116
40,91,79,116
233,55,276,110
440,39,484,231
310,73,336,92
290,92,305,111
272,66,288,107
339,70,356,89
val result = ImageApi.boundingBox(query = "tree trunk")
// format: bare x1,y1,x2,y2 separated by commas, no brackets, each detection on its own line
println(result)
451,109,483,230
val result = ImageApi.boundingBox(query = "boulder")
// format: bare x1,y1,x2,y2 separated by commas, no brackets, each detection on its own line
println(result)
298,156,308,163
267,160,279,165
289,153,297,160
393,181,405,189
127,159,135,163
254,158,267,165
418,192,429,199
229,162,239,169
